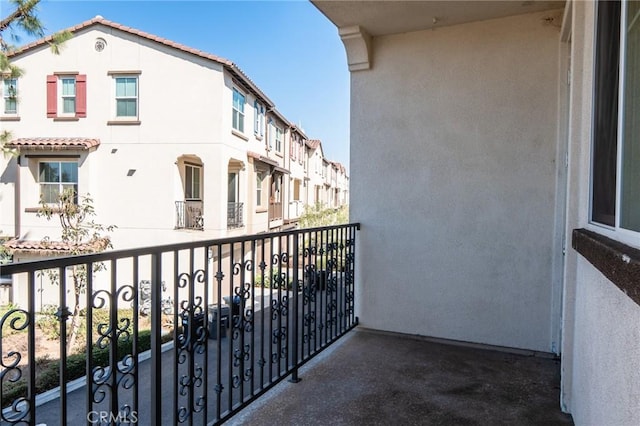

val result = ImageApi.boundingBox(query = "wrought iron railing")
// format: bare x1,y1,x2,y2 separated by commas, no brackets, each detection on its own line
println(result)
0,223,360,425
175,200,204,230
227,202,243,228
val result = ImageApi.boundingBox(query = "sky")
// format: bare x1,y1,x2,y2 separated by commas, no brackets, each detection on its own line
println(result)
0,0,351,168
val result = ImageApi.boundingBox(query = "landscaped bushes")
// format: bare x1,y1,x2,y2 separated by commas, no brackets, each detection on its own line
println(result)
1,329,172,408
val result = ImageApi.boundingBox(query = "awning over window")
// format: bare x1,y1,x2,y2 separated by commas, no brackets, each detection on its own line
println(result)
247,151,289,174
8,137,100,150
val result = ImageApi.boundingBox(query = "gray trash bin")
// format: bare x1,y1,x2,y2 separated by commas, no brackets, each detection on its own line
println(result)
208,304,230,340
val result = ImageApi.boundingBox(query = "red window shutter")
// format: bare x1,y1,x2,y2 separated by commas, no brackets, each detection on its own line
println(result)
46,75,57,117
76,74,87,118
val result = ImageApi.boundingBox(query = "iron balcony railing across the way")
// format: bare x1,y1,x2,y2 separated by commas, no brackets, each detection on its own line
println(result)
0,223,360,425
175,200,204,230
227,202,243,228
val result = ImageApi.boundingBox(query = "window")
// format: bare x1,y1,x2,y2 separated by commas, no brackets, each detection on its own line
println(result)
46,74,86,118
115,77,138,117
3,78,17,114
254,100,265,136
256,172,264,206
267,118,274,149
38,161,78,204
60,77,76,114
232,88,245,132
591,0,640,235
185,164,201,200
228,172,239,203
275,126,283,153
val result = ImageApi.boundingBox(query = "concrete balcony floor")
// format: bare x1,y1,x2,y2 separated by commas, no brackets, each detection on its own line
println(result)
231,329,573,425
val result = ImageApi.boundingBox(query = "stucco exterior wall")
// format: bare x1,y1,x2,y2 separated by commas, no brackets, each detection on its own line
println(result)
569,259,640,425
351,11,562,351
561,2,640,423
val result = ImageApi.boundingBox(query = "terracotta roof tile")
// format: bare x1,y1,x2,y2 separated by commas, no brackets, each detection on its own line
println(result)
7,16,274,107
8,137,100,150
306,139,321,149
3,239,108,254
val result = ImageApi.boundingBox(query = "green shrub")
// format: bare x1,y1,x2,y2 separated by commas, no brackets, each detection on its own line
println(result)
0,303,28,337
1,328,173,408
35,304,61,340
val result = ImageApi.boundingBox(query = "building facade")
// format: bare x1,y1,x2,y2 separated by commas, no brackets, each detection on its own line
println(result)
0,17,349,256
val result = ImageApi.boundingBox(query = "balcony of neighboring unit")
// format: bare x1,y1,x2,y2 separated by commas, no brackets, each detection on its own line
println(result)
227,202,244,228
268,202,283,228
175,200,204,230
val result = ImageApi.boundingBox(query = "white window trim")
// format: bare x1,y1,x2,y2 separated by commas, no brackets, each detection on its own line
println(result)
185,164,202,200
2,78,18,115
59,76,76,116
38,160,79,204
114,76,139,119
232,88,245,133
275,126,284,153
588,0,640,250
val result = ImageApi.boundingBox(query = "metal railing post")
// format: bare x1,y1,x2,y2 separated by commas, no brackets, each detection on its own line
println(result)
150,252,162,424
289,231,301,383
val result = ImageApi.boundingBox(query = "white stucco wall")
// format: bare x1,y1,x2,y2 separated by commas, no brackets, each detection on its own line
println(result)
560,1,640,423
569,258,640,426
350,11,563,352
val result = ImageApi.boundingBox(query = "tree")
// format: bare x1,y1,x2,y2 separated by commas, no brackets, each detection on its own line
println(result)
37,189,116,350
1,0,71,156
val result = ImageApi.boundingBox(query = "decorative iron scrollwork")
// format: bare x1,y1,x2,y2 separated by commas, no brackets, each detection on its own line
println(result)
0,308,30,423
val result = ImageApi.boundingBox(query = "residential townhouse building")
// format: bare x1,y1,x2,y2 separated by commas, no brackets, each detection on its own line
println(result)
0,16,348,260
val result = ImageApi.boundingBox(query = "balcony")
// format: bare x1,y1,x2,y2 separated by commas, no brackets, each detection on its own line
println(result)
268,202,283,226
175,200,204,230
0,224,359,425
0,222,573,425
226,202,243,229
232,330,572,425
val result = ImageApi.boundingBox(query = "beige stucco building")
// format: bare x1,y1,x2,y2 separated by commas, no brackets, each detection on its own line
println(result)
0,16,348,254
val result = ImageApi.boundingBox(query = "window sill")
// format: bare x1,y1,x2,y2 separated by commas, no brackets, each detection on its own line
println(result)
572,228,640,307
0,116,20,121
232,129,249,141
53,117,79,122
107,120,141,126
255,135,263,141
275,152,283,158
255,208,268,213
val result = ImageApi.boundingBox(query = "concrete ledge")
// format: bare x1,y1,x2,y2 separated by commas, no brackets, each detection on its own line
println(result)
572,228,640,306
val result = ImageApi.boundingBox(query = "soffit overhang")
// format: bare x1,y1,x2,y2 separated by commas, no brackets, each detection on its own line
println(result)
311,1,566,37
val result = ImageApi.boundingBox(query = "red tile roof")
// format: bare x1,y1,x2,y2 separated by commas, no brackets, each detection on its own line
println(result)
306,139,322,149
3,238,109,254
7,16,274,108
8,137,100,150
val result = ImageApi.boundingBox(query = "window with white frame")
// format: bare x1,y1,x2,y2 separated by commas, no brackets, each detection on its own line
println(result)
184,164,202,200
60,77,76,114
591,0,640,237
232,88,245,132
115,76,138,117
256,171,264,207
275,126,283,153
254,100,265,137
3,78,17,114
38,161,78,203
267,118,275,150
